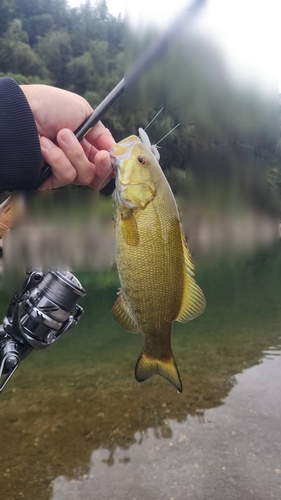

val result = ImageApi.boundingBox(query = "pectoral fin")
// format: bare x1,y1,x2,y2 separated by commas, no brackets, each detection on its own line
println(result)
176,226,206,323
112,292,139,334
120,208,139,246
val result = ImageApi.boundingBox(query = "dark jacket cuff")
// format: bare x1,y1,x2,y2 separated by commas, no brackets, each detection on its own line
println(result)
0,77,42,192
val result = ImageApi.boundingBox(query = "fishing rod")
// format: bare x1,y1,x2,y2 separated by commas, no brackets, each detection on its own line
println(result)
0,0,206,235
37,0,206,187
0,0,206,393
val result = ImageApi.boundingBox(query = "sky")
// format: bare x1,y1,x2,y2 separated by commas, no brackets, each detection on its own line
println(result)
67,0,280,95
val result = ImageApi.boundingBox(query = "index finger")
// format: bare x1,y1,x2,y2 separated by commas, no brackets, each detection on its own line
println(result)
84,121,115,151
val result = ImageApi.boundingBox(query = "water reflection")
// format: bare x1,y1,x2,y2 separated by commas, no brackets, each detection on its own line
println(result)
51,353,281,500
0,245,281,500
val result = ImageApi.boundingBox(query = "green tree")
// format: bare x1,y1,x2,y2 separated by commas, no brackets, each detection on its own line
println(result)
107,17,124,53
24,14,54,46
14,0,50,19
49,0,69,29
37,30,72,87
0,0,12,36
5,18,29,43
0,38,47,77
93,0,110,22
89,40,108,77
0,19,48,78
67,52,94,94
68,7,88,57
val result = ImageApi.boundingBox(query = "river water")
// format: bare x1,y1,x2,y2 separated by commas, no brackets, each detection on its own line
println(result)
0,243,281,500
0,144,280,500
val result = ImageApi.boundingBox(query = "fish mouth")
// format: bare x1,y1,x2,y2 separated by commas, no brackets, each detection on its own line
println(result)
110,153,117,172
109,143,132,174
109,135,143,175
110,154,123,180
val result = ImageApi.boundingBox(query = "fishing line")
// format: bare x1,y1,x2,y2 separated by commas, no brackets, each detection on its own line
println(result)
144,107,165,131
156,123,181,146
96,165,114,192
28,0,205,189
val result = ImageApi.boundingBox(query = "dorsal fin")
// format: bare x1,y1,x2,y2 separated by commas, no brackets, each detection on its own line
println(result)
139,128,151,148
138,128,160,162
176,226,206,323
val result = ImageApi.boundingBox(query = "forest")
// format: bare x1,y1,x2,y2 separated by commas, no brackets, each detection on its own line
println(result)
0,0,280,211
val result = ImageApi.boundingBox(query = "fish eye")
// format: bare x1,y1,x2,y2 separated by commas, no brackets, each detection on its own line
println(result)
137,156,147,165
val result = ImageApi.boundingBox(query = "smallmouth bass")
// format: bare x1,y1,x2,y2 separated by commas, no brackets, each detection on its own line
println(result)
110,129,206,392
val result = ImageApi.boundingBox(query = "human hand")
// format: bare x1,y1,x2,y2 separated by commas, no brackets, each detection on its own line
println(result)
20,85,115,190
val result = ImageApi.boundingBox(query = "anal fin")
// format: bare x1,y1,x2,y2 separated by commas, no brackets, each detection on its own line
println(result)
112,292,139,334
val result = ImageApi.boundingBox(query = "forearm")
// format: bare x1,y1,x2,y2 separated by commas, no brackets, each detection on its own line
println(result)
0,77,42,192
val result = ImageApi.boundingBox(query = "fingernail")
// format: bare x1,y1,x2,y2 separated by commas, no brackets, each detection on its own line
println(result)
40,137,54,150
60,130,76,146
101,153,111,169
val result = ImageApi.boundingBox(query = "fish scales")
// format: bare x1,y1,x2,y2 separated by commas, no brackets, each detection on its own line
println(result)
111,129,206,392
116,184,183,331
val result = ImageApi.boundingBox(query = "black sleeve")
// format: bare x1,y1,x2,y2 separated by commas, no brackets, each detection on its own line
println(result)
0,77,42,192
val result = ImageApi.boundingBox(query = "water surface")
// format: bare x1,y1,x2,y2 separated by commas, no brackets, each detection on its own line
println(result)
1,245,281,500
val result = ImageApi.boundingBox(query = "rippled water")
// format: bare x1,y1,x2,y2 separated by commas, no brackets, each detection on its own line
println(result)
1,242,281,500
51,351,281,500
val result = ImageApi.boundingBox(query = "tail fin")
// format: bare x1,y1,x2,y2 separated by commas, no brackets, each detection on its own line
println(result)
135,350,182,393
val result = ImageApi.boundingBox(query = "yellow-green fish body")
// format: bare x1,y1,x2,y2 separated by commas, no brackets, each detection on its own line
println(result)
111,129,206,392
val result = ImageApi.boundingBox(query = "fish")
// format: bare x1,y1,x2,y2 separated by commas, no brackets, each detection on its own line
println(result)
110,128,206,392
